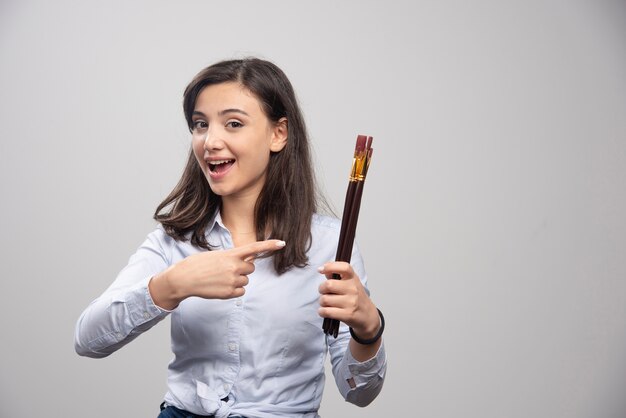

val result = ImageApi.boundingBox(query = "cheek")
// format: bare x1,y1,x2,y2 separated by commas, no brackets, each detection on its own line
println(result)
192,139,205,162
252,153,272,175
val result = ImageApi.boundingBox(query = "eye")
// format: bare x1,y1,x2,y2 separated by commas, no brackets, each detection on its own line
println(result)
226,120,243,129
192,120,208,132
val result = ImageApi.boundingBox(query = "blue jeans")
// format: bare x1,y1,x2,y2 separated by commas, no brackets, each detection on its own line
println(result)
158,403,244,418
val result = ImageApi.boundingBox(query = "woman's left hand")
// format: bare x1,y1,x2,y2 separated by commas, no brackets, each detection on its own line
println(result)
317,262,381,341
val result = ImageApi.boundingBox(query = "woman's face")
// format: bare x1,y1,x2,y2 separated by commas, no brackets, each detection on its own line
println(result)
191,82,287,201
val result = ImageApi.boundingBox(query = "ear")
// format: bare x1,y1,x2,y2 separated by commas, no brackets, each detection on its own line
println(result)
270,117,288,152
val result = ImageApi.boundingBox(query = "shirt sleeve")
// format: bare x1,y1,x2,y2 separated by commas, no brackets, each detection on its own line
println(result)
327,243,387,407
74,228,173,358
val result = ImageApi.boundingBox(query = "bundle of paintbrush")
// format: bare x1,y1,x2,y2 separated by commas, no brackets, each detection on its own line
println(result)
323,135,373,338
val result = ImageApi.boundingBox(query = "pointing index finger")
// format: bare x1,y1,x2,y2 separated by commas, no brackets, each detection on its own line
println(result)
232,239,286,261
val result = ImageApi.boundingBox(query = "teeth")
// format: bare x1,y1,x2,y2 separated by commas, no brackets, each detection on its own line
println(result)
209,159,233,165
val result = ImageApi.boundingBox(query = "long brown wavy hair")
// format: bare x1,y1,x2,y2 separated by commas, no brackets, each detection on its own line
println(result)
154,58,319,274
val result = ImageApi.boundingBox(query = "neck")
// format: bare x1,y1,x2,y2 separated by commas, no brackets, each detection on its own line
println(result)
221,194,257,235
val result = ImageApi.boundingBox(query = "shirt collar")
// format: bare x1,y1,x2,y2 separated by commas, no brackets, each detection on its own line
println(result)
207,209,229,236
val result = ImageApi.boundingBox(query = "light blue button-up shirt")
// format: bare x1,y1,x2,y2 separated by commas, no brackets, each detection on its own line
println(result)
75,213,386,418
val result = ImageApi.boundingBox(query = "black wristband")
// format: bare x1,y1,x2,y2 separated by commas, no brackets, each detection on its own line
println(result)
349,308,385,345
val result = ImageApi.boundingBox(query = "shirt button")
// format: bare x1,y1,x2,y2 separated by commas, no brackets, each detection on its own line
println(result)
143,312,150,319
235,299,242,306
228,343,237,351
223,383,229,391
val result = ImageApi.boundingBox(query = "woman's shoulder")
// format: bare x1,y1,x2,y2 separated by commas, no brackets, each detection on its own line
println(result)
148,223,173,241
140,224,202,265
310,213,343,248
311,213,341,232
140,224,174,253
143,223,191,253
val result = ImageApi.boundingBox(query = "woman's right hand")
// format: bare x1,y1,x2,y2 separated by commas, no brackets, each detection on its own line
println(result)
148,240,285,310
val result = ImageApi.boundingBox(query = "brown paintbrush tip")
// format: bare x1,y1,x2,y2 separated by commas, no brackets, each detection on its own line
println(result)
356,135,367,153
366,136,373,150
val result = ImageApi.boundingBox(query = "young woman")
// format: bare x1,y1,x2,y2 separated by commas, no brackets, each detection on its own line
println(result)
75,57,386,418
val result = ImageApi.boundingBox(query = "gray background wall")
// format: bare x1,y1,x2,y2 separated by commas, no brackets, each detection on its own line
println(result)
1,0,625,417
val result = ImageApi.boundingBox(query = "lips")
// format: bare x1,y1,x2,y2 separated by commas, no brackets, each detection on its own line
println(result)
205,158,236,180
208,159,235,173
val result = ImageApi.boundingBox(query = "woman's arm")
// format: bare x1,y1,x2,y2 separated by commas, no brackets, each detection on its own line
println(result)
318,261,383,360
74,229,172,358
318,252,387,407
326,317,387,407
148,239,286,310
75,232,286,357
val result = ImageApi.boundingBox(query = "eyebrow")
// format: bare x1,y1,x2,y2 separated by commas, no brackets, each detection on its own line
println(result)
220,108,250,117
192,109,250,117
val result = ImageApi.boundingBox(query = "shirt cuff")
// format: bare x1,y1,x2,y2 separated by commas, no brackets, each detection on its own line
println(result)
345,342,387,386
114,276,171,327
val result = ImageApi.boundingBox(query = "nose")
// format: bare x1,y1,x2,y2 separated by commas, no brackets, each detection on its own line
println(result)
203,129,225,151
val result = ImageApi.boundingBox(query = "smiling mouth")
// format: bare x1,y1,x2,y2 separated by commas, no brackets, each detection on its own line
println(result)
208,159,235,174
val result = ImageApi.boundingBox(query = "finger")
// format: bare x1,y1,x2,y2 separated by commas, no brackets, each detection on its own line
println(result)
318,306,348,322
318,269,339,281
319,278,350,296
318,262,355,279
219,275,249,299
231,239,286,261
234,274,250,288
229,286,246,299
319,293,348,308
237,260,256,276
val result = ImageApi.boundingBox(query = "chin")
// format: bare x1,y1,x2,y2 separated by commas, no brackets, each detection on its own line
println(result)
207,183,231,197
